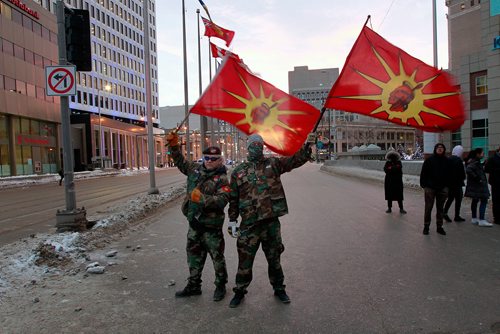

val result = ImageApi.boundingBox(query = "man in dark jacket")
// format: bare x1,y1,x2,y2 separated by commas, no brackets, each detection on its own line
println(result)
420,143,451,235
227,134,311,308
485,147,500,225
443,145,466,222
166,132,231,301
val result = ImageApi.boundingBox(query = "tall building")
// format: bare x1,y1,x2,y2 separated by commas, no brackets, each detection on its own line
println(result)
0,0,164,177
1,0,60,176
288,66,416,156
446,0,497,154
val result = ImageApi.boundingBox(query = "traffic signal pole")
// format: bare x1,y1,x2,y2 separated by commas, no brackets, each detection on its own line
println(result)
55,0,87,232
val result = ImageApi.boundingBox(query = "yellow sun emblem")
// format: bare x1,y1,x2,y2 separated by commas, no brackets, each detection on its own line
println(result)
340,47,458,126
220,71,308,149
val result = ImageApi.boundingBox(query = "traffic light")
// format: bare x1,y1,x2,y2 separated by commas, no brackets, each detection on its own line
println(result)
64,8,91,71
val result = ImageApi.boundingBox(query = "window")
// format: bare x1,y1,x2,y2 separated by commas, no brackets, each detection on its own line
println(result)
22,15,32,30
5,77,16,91
13,44,24,60
34,53,43,67
476,75,487,95
12,9,23,25
16,80,26,95
3,39,14,56
0,74,3,90
27,84,36,98
472,119,488,137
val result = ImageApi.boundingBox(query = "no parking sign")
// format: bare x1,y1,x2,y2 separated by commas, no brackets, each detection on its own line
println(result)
45,65,77,96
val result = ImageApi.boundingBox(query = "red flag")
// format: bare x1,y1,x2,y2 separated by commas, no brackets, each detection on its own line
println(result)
209,42,227,58
191,56,320,156
325,26,465,132
202,17,235,47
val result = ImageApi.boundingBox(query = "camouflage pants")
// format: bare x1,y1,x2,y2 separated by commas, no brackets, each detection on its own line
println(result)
233,217,285,294
186,225,228,288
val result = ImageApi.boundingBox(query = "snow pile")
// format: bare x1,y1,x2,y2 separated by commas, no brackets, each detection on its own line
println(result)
0,184,184,296
321,165,422,189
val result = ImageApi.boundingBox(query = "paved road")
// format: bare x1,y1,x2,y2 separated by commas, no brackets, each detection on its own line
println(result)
0,169,185,246
2,163,500,333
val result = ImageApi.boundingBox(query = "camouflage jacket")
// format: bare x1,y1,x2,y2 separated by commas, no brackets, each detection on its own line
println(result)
171,145,230,228
228,146,311,226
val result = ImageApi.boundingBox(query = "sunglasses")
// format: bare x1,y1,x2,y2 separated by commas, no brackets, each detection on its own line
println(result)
204,156,220,162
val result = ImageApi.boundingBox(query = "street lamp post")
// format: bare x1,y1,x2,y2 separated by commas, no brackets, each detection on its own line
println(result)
98,84,111,168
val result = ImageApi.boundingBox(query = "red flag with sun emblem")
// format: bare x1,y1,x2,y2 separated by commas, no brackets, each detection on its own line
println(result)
202,17,235,47
190,56,320,156
325,26,464,132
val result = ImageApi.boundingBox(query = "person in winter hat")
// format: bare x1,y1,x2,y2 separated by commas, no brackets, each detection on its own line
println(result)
443,145,466,222
383,150,406,214
464,148,492,227
420,143,451,235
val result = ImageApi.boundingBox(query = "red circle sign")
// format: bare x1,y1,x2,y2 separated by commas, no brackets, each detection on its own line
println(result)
48,68,75,94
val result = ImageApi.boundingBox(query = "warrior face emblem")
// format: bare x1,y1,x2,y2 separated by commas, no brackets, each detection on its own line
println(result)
251,102,277,125
388,81,423,112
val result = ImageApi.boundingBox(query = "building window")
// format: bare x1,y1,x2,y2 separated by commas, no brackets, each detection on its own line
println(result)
451,130,461,147
475,75,487,95
472,119,488,138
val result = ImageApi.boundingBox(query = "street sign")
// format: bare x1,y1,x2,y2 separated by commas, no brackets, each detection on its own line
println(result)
45,65,77,96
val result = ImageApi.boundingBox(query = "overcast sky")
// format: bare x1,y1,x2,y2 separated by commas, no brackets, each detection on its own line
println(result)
156,0,449,108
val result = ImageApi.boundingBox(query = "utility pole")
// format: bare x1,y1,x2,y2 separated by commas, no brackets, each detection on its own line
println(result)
182,0,190,159
197,9,208,151
143,0,159,194
55,0,87,232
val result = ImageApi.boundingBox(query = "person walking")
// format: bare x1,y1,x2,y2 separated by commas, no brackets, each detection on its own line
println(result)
443,145,466,222
464,148,492,227
383,150,406,214
485,147,500,225
227,134,312,308
166,132,231,301
420,143,451,235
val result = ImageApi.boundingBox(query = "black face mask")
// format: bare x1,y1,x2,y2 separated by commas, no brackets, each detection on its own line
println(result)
248,144,263,162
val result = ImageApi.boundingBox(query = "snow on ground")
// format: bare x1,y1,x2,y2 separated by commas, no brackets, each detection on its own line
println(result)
0,168,184,297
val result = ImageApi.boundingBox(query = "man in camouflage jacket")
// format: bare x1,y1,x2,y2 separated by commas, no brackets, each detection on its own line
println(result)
166,132,231,301
227,134,312,308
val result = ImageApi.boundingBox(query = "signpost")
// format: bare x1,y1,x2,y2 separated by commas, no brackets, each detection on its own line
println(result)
45,65,76,96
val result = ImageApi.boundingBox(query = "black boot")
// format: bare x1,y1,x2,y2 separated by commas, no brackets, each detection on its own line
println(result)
229,292,245,308
436,226,446,235
213,285,226,302
274,289,291,304
423,224,430,235
443,214,452,223
175,284,202,298
386,208,392,213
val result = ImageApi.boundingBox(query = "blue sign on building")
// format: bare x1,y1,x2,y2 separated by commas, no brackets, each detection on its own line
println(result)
492,0,500,16
494,36,500,50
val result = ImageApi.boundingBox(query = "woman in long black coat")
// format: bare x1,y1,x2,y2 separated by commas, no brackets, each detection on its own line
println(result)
384,151,406,214
464,148,492,227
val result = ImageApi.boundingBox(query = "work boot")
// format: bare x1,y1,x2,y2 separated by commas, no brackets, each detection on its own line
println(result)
423,224,430,235
274,289,291,304
454,216,465,222
385,208,392,213
437,227,446,235
175,284,201,298
229,292,245,308
443,214,452,223
213,285,226,302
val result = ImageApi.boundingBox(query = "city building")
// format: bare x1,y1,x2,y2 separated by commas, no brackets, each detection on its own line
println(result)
0,0,164,177
446,0,498,154
1,0,60,176
288,66,416,158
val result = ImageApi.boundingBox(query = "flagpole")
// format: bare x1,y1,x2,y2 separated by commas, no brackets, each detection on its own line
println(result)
197,9,207,152
423,0,439,155
182,0,190,159
208,39,215,146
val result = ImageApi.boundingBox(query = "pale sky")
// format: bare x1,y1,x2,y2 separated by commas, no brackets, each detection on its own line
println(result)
156,0,449,107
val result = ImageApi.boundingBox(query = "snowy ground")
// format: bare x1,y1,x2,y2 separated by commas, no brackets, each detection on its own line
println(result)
0,168,185,298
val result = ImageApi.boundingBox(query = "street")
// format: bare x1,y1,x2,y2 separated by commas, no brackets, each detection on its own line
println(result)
0,169,185,246
1,163,500,333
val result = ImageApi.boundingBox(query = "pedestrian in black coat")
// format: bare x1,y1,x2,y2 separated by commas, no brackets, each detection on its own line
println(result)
384,150,406,214
420,143,451,235
485,147,500,225
443,145,466,222
465,148,492,227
